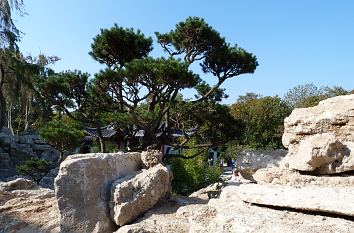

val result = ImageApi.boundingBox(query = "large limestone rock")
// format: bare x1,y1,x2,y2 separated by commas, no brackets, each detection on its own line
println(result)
239,183,354,217
0,177,36,191
115,196,204,233
253,167,354,188
282,94,354,174
0,179,59,233
236,149,287,181
110,164,172,226
55,152,142,233
116,183,354,233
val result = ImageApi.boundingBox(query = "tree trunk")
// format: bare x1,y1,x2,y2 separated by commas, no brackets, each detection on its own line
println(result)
119,80,123,111
99,136,106,153
142,126,158,149
95,121,106,153
58,151,64,164
24,99,29,130
7,100,13,135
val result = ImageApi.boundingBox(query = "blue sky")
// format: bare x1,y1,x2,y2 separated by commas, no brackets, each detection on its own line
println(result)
14,0,354,104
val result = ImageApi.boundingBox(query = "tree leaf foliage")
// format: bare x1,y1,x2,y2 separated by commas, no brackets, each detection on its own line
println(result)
231,93,291,149
89,24,153,68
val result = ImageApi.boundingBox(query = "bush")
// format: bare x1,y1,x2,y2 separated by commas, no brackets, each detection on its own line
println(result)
39,116,84,163
167,155,221,196
16,157,52,184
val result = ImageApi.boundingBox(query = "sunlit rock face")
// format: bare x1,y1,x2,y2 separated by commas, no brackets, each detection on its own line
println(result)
55,152,142,233
236,149,287,181
109,164,172,226
282,94,354,174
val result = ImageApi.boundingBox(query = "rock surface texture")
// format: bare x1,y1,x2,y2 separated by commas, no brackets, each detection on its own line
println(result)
116,180,354,233
55,152,142,233
141,149,163,169
282,94,354,174
236,149,287,181
110,164,172,226
238,183,354,217
0,178,59,233
2,177,353,233
189,182,225,200
39,167,59,189
253,167,354,188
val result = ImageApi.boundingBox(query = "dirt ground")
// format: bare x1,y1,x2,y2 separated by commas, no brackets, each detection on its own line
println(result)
0,184,59,233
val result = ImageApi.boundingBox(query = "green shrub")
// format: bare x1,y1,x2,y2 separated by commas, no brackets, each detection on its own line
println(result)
39,116,84,163
16,158,52,184
167,156,221,196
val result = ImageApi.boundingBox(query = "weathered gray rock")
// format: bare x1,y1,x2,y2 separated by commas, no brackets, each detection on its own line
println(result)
236,149,287,181
0,127,15,147
39,149,60,163
253,167,354,188
39,167,59,189
18,134,36,145
34,139,48,145
141,149,163,169
282,94,354,174
0,152,10,164
0,128,60,180
0,152,27,179
0,178,36,191
55,152,142,233
15,143,34,156
110,164,171,226
239,183,354,217
33,144,54,151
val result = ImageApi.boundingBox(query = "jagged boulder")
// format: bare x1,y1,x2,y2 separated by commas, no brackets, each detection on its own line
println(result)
109,164,172,226
55,152,142,233
141,149,163,169
236,149,287,181
282,94,354,174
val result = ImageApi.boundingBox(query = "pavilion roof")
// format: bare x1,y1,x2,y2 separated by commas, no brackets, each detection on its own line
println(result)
84,124,117,138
